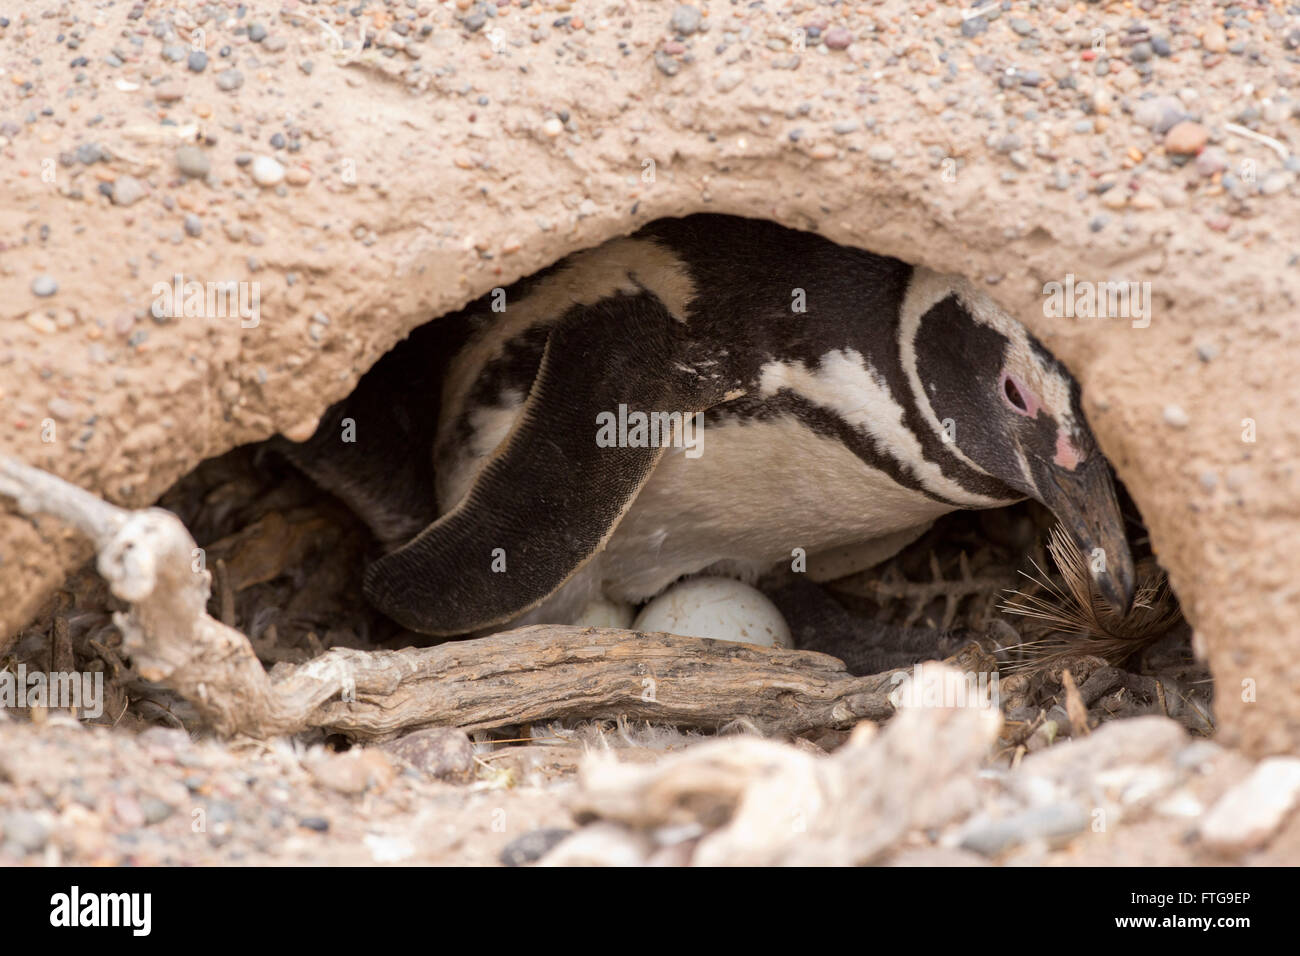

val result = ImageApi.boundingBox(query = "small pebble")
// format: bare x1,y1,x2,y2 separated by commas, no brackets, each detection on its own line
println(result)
959,804,1088,857
141,798,176,825
1164,121,1208,156
824,26,853,50
654,50,680,77
1159,185,1186,207
26,312,57,334
216,68,244,92
47,397,77,420
1163,404,1190,428
501,828,573,867
248,23,268,43
1202,24,1227,54
1259,171,1291,196
250,155,285,187
31,275,58,297
175,144,211,179
382,728,476,782
670,5,701,37
714,69,743,93
1200,758,1300,854
1195,146,1229,177
111,175,147,206
188,50,208,72
868,144,895,163
183,213,203,237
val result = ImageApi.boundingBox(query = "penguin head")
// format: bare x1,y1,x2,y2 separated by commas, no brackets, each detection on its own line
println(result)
902,270,1135,611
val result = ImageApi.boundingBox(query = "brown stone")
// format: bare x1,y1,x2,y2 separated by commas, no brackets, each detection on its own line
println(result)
380,727,476,782
1164,121,1208,155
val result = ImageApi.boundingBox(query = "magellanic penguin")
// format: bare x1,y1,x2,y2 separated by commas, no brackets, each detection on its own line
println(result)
279,215,1136,637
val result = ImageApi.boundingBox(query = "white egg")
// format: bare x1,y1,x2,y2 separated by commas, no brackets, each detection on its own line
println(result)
574,594,636,629
632,576,792,648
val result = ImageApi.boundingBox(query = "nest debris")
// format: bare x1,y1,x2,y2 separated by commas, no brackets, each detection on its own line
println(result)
1000,525,1183,670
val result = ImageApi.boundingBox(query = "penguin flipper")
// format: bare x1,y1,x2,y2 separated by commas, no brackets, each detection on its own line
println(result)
269,317,467,549
364,291,720,635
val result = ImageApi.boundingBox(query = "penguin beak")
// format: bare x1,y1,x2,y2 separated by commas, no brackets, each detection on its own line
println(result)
1032,455,1136,612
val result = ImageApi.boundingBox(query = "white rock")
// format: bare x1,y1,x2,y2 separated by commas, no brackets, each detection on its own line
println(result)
633,576,792,648
714,68,744,93
250,155,285,187
1199,757,1300,853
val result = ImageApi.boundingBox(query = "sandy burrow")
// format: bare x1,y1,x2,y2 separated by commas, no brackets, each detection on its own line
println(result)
1,2,1298,754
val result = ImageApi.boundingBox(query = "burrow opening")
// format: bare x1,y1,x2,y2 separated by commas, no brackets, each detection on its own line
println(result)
9,217,1209,744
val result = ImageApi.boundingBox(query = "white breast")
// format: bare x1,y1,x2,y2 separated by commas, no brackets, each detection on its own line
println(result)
597,415,957,603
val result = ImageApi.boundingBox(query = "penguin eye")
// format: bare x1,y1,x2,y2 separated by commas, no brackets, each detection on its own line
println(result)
1000,372,1036,417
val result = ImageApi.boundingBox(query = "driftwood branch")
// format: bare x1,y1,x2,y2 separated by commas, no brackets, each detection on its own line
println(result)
0,456,990,741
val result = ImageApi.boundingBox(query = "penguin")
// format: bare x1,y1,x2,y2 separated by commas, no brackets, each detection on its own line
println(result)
277,214,1136,638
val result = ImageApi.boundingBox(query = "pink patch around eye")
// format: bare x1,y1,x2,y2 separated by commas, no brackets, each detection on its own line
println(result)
1054,431,1084,470
1000,371,1041,418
